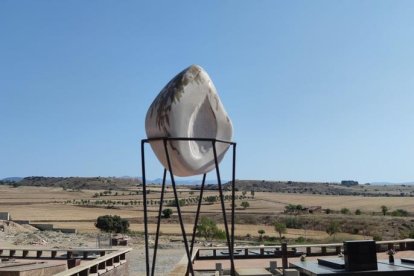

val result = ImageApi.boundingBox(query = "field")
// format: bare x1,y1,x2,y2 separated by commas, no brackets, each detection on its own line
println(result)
1,184,413,242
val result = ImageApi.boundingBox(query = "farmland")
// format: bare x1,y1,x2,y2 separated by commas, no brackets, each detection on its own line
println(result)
0,181,413,243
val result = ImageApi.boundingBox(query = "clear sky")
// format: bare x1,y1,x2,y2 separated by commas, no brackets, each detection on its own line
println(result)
1,1,414,183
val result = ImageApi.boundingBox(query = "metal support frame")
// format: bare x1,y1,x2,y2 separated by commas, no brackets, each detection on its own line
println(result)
141,137,236,276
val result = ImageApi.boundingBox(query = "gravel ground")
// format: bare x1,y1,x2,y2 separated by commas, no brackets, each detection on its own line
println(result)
127,245,185,276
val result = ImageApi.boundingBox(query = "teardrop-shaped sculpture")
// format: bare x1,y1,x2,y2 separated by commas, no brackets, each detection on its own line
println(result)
145,65,233,176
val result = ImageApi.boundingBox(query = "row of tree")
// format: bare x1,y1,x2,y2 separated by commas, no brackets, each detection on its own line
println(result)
68,195,252,208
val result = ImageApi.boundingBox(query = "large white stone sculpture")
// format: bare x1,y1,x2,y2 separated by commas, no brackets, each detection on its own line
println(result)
145,65,233,177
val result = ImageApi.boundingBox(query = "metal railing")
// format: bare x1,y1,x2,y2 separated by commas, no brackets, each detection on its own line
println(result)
193,239,414,269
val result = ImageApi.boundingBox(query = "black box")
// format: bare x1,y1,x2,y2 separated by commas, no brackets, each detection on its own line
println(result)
343,240,377,271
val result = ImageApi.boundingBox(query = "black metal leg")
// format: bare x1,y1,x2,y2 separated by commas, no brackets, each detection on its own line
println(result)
212,141,235,274
141,141,150,276
151,169,167,276
186,173,207,276
142,137,236,276
231,144,236,253
163,139,195,276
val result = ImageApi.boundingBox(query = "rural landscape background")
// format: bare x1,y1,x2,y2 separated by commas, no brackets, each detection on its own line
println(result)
1,176,414,273
0,177,414,241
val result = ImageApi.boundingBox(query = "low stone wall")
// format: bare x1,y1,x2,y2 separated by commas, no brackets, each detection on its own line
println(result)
13,220,30,224
30,224,54,231
55,228,77,234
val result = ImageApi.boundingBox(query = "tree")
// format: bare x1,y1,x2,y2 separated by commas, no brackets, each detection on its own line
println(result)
326,221,340,240
250,190,255,198
340,208,350,215
258,229,265,241
205,196,217,204
95,215,129,233
196,217,226,241
355,209,362,215
285,204,302,214
241,201,250,209
274,222,287,239
381,205,388,216
168,199,186,207
162,208,173,218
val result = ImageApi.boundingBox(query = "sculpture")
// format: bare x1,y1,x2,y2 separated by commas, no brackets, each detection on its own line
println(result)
145,65,233,176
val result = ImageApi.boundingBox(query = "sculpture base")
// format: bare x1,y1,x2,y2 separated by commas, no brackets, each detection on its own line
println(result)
141,137,236,276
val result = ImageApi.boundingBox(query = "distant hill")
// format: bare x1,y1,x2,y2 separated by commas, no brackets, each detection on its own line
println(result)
1,177,23,182
146,178,219,185
2,176,413,196
7,176,141,190
371,181,414,186
223,180,414,197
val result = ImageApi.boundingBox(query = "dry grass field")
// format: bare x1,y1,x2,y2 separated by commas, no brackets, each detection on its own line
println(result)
253,192,414,213
0,185,412,242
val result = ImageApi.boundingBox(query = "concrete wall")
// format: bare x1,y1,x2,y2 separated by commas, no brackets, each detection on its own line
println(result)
13,220,30,225
0,212,10,220
30,223,54,231
27,223,76,233
55,228,77,234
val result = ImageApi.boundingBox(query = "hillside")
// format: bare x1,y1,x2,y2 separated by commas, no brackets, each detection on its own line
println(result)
3,176,141,190
2,176,414,197
223,180,414,197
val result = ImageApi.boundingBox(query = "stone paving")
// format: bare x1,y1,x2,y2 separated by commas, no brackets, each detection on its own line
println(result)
191,250,414,272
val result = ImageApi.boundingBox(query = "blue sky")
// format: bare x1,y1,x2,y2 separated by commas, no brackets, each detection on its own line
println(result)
1,1,414,183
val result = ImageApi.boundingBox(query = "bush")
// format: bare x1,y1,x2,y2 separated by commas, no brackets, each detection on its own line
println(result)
284,204,304,213
295,236,306,243
241,201,250,209
355,209,362,215
168,199,186,207
340,208,350,215
381,205,388,216
326,221,340,239
284,216,303,229
391,209,408,217
95,215,129,233
162,208,173,218
214,229,226,240
373,234,382,241
196,217,226,240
